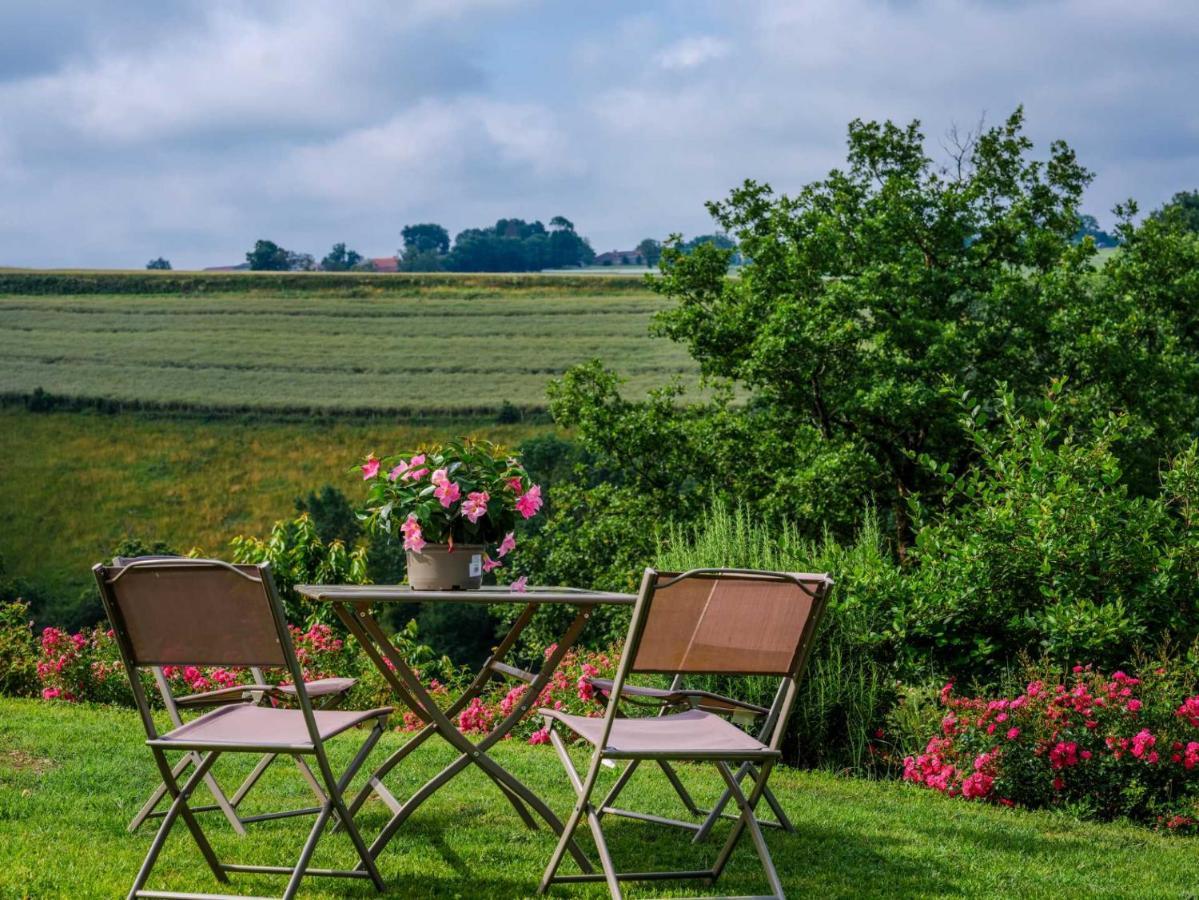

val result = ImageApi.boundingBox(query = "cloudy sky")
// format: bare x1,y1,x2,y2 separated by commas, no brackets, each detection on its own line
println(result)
1,0,1195,269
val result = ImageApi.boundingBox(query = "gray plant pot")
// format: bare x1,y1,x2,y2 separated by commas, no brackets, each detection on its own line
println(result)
406,543,485,590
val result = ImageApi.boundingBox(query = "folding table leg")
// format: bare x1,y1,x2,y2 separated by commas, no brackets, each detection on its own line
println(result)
347,601,594,871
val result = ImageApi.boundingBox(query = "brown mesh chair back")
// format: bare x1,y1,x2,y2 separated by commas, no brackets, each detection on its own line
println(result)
631,569,831,677
100,558,287,667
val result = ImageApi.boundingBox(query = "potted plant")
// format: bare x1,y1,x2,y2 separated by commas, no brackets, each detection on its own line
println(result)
357,439,543,590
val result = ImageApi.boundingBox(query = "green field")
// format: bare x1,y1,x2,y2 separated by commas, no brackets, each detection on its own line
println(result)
4,697,1198,898
0,407,551,599
0,287,696,416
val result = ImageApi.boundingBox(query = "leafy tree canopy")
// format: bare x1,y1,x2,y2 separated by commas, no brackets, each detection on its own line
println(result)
1151,189,1199,234
245,239,291,271
145,257,171,270
320,242,363,272
524,107,1199,589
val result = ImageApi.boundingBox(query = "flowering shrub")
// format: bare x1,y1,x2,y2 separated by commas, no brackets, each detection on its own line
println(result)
0,599,38,697
357,439,543,577
392,643,621,744
900,662,1199,829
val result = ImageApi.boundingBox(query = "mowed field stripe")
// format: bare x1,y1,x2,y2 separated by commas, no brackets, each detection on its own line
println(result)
0,288,700,412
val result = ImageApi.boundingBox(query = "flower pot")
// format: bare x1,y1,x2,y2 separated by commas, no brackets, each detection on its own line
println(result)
406,544,485,590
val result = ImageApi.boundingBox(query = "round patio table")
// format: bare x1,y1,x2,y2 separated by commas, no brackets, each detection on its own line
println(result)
296,583,635,870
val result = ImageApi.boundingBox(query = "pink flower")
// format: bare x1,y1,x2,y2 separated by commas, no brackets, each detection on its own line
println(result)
400,454,429,481
482,554,502,573
461,491,490,523
361,455,380,480
528,727,550,745
1126,698,1143,713
1131,728,1156,760
400,513,425,553
508,477,525,495
431,469,461,507
1006,727,1020,740
511,576,529,593
515,484,543,518
496,532,517,558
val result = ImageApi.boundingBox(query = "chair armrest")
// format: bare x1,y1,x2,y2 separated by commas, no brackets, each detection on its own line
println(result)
585,678,769,717
173,684,279,707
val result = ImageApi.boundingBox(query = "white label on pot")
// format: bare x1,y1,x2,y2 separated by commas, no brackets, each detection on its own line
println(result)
469,554,482,577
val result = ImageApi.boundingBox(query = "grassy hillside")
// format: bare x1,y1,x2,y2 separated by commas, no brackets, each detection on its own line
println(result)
4,696,1198,898
0,288,695,415
0,407,547,598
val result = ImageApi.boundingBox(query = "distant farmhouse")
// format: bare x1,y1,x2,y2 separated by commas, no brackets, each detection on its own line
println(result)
593,249,645,266
368,256,399,273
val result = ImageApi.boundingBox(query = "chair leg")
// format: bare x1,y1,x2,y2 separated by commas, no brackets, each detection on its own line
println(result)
320,723,388,892
657,760,704,816
539,727,596,895
129,750,226,899
282,801,334,900
595,758,641,819
693,759,793,843
711,759,785,898
128,753,191,832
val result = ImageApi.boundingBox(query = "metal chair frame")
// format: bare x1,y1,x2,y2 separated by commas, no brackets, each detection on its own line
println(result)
126,665,344,835
94,557,391,900
537,567,832,900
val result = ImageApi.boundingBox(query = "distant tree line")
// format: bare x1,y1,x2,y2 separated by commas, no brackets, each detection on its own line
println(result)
151,191,1199,273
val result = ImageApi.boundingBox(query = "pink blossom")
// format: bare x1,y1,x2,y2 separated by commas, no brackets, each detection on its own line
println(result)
461,491,490,523
1126,698,1143,713
528,727,550,745
508,477,524,495
511,576,529,593
400,513,425,553
1006,727,1020,740
1131,728,1157,760
431,469,461,507
515,484,543,518
361,455,380,479
496,532,517,557
482,554,502,573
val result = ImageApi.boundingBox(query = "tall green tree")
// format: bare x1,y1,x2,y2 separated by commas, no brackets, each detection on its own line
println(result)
145,257,171,270
651,107,1092,547
636,238,662,267
245,239,290,271
320,242,363,271
1151,189,1199,234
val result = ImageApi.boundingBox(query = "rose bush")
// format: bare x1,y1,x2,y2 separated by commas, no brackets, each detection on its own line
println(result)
899,660,1199,829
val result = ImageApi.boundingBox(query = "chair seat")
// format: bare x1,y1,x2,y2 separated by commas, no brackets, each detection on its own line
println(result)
540,708,778,760
150,704,392,751
277,677,357,698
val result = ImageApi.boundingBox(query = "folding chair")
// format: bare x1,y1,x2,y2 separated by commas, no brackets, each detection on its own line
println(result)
537,568,833,900
94,557,392,900
583,670,795,841
119,556,360,837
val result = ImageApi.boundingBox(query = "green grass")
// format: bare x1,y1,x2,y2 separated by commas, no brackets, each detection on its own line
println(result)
0,407,548,599
0,289,695,415
2,698,1197,898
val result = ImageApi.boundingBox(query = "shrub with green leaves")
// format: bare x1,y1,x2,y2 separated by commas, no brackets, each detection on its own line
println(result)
898,388,1199,678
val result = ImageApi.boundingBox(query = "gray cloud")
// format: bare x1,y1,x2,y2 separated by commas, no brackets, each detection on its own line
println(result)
0,0,1196,268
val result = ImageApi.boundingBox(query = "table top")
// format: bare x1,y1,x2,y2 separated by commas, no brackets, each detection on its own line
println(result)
297,583,637,606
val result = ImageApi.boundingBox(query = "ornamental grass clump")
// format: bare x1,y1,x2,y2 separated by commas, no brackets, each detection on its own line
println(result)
357,439,543,578
902,660,1199,829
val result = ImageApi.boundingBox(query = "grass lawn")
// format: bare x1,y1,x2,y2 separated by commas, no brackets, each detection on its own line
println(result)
2,698,1197,898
